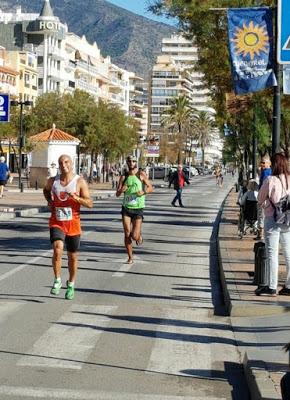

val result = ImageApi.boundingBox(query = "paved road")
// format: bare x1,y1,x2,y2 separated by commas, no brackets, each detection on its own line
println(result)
0,175,249,399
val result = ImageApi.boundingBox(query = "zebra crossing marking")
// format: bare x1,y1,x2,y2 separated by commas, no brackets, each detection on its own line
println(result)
0,385,224,399
146,308,212,377
113,256,148,277
17,305,117,370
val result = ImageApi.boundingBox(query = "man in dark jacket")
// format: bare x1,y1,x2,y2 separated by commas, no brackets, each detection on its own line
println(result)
169,164,190,207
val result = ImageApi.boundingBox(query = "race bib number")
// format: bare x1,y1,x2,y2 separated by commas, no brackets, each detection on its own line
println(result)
124,194,137,206
55,207,73,221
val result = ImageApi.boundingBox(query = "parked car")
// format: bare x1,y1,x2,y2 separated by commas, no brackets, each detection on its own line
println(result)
185,166,199,177
167,165,198,181
195,166,210,175
149,166,167,179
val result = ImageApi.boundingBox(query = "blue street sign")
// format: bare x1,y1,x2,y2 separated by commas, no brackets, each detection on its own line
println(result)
0,94,10,122
278,0,290,64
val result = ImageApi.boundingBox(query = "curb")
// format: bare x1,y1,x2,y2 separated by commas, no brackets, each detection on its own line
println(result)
243,351,285,400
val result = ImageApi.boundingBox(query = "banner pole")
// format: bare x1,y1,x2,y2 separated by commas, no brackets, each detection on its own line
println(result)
272,3,281,155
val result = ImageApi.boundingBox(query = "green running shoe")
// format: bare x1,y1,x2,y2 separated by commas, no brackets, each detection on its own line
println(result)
50,279,62,295
65,281,75,300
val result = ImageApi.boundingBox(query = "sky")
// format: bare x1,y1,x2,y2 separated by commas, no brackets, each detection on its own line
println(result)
106,0,176,26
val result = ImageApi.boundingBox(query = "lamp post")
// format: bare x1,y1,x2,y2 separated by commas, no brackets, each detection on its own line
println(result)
10,100,33,191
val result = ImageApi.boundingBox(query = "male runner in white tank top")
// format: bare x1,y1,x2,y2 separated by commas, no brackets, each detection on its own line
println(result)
43,154,93,300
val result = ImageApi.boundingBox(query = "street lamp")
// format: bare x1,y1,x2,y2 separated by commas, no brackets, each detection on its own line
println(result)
10,100,33,191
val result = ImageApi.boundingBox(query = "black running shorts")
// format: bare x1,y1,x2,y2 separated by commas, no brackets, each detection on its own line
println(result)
50,227,80,253
121,206,144,220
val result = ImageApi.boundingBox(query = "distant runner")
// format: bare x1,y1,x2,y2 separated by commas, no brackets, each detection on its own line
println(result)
43,154,93,300
116,155,153,264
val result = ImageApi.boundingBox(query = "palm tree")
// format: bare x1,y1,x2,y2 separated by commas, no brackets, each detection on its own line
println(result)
192,110,215,168
161,95,192,164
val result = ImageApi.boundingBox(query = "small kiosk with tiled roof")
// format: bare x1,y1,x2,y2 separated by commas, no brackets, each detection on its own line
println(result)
29,124,80,187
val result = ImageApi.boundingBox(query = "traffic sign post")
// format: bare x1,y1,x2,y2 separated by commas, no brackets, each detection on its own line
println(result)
278,0,290,64
0,94,10,122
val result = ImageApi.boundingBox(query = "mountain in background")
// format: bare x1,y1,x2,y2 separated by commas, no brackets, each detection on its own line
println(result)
1,0,175,79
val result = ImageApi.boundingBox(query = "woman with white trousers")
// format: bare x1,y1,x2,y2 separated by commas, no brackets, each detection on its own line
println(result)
256,153,290,297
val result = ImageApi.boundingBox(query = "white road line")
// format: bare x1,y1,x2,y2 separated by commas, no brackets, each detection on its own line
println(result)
113,256,148,277
17,305,117,369
0,252,51,282
0,386,223,399
113,262,134,277
146,308,212,377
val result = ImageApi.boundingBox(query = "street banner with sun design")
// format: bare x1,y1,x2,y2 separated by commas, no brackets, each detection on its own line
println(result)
228,7,277,95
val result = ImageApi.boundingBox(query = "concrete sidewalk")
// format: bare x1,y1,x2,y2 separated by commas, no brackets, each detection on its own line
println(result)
219,188,290,400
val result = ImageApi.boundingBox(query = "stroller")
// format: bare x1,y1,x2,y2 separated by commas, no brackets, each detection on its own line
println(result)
238,199,258,239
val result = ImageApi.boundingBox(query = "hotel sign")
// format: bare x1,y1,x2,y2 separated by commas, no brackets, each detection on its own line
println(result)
39,20,60,32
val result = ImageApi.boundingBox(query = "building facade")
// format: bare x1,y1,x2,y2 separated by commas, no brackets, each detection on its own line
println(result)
149,34,223,165
0,0,149,169
0,46,18,97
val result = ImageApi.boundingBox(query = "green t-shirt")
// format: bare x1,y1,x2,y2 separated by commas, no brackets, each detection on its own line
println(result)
123,174,145,209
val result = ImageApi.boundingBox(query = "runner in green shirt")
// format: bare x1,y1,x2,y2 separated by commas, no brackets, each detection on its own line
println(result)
116,155,153,264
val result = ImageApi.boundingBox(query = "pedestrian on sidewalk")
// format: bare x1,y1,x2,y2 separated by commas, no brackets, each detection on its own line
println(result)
43,154,93,300
239,179,259,205
255,156,272,240
256,153,290,297
116,155,153,264
0,156,9,198
169,164,190,207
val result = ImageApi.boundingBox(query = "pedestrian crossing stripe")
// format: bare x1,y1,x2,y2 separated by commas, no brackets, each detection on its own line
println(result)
17,305,117,370
0,385,224,399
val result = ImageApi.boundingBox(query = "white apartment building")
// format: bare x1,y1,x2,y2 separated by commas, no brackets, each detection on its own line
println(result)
161,34,212,112
149,34,222,164
0,0,143,118
64,33,111,100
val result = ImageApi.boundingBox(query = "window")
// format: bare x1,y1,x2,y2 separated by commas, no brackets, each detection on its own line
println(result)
152,89,179,96
28,55,34,67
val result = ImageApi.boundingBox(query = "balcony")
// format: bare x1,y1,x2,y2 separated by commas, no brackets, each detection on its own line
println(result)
48,47,65,61
110,93,125,104
47,69,65,81
75,79,99,95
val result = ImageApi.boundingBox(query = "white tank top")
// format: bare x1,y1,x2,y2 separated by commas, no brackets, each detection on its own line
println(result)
51,174,80,202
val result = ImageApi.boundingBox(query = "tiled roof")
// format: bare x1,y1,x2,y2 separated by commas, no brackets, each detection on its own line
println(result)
30,127,80,143
0,66,18,76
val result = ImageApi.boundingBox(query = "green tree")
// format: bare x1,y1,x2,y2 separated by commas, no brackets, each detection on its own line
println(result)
26,92,67,134
161,95,192,163
192,110,216,167
149,0,289,162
